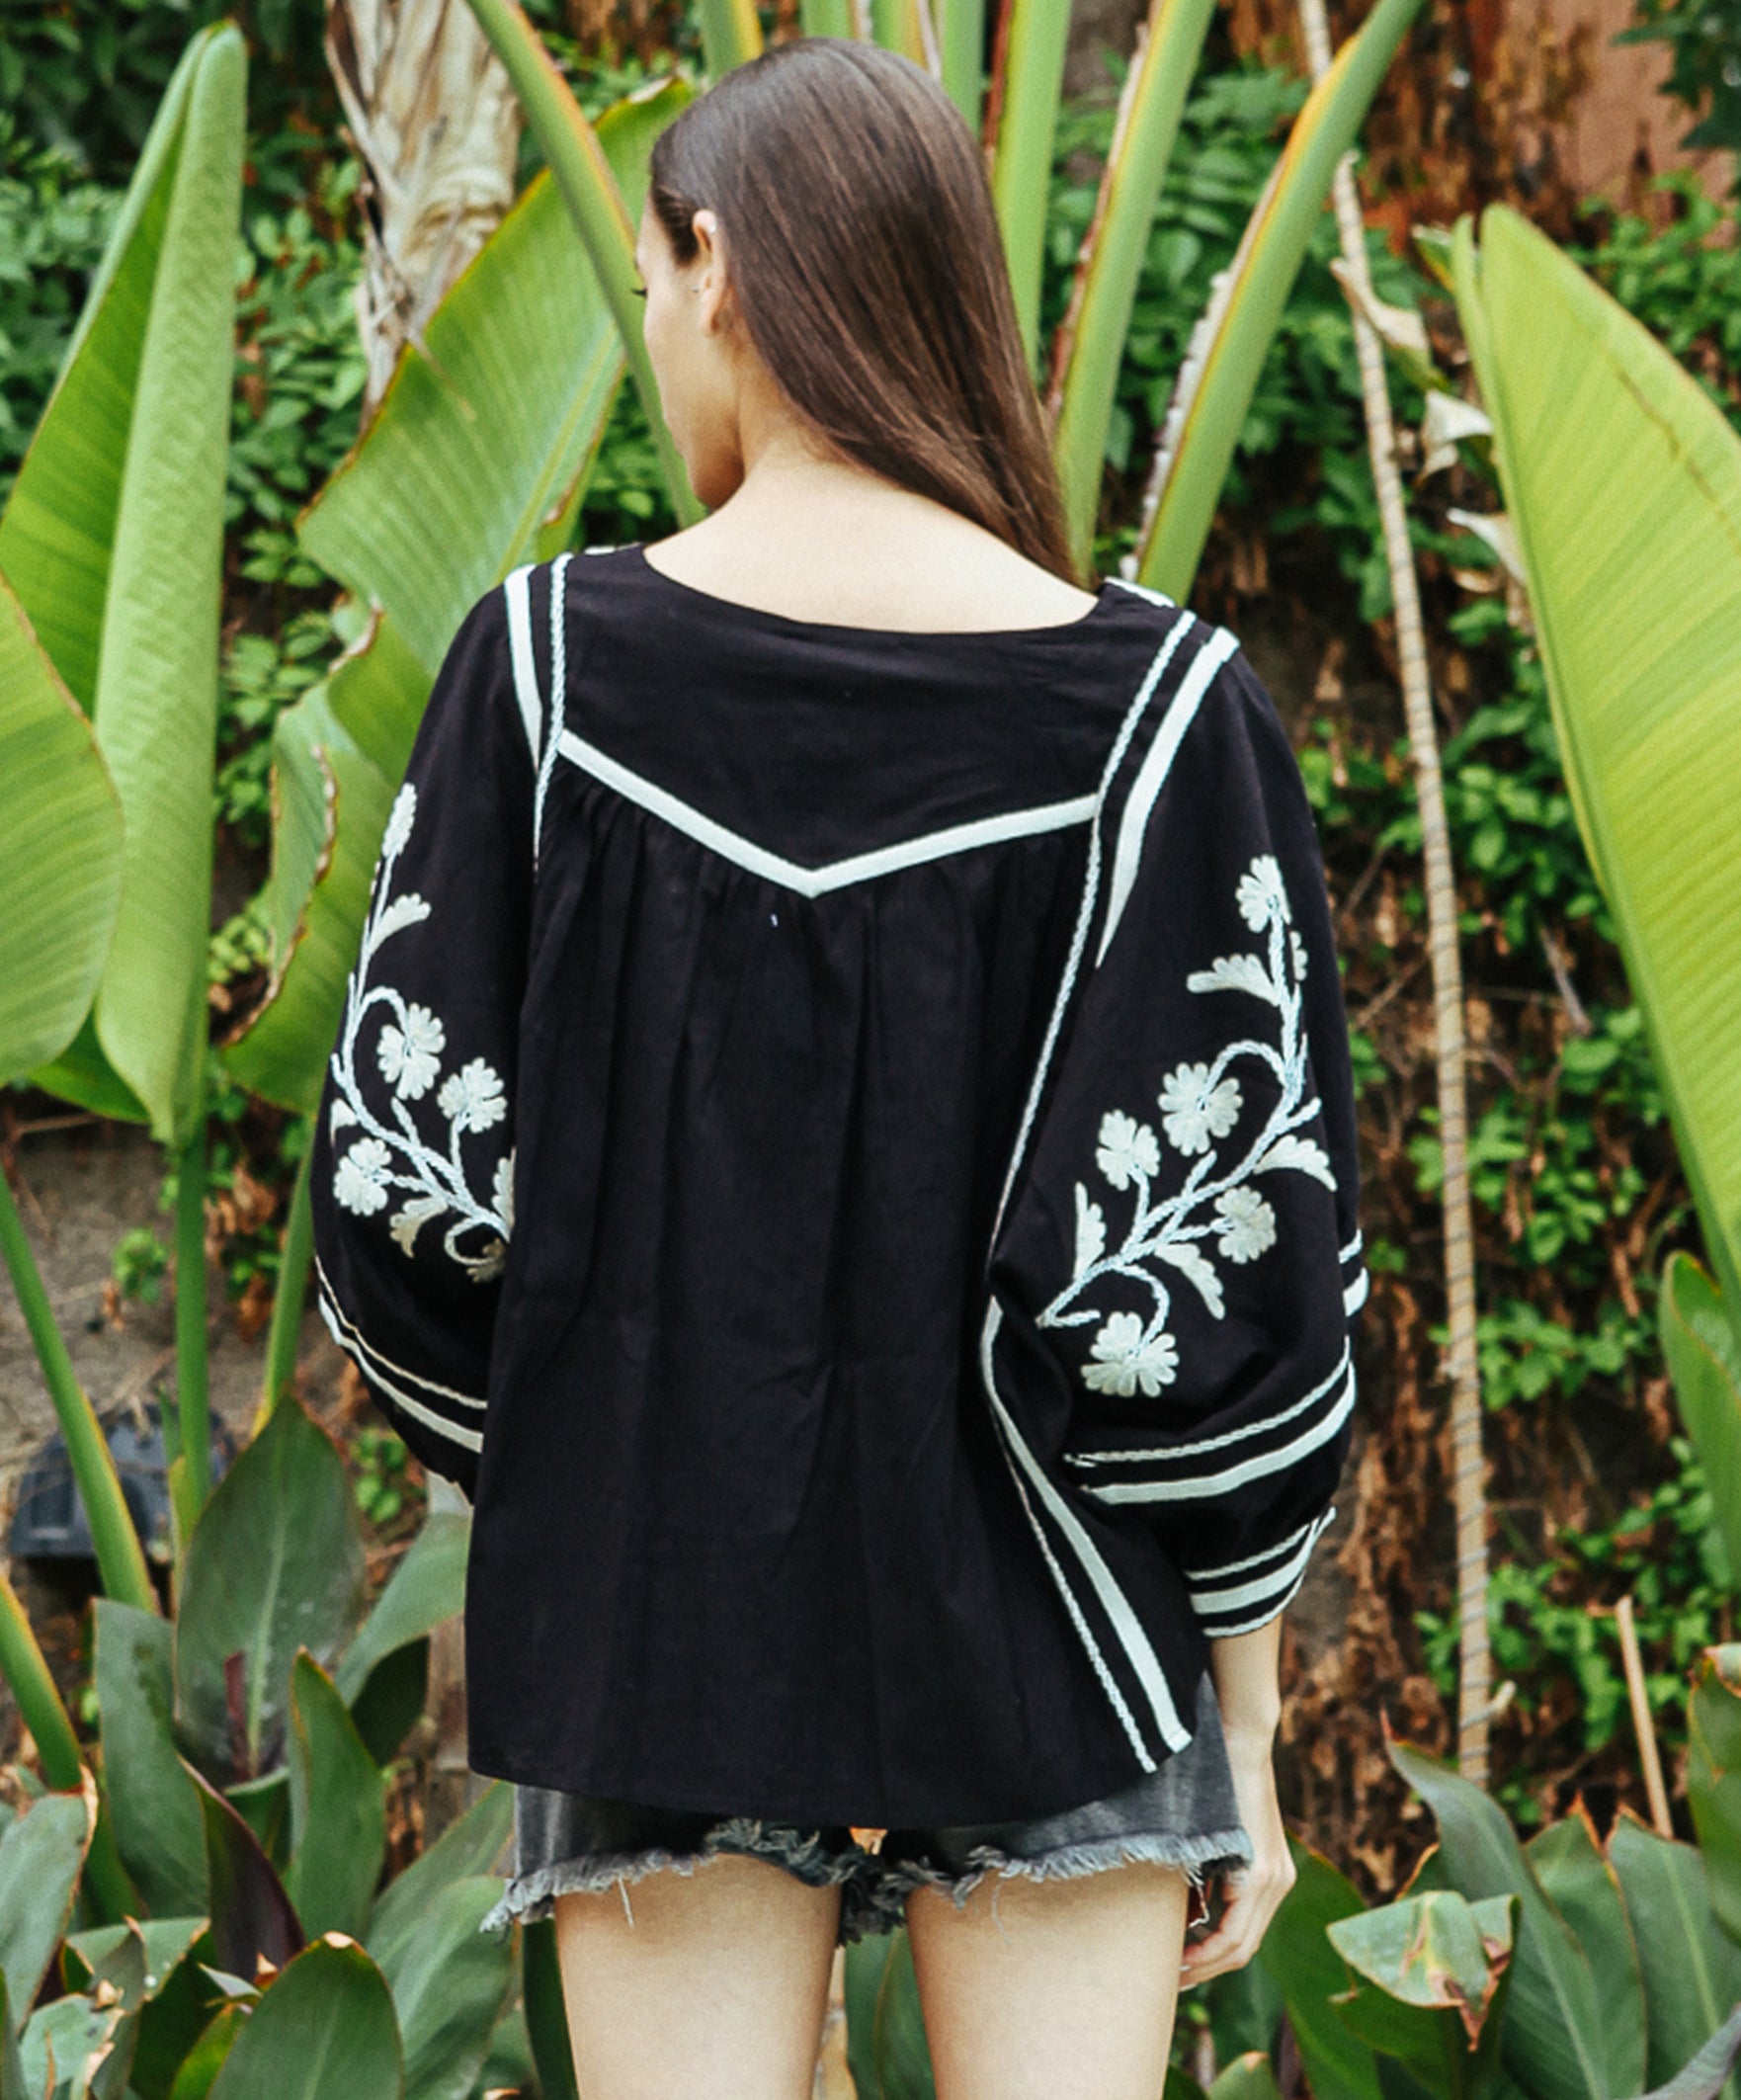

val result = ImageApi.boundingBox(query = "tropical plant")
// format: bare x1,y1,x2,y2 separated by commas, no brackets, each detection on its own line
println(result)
0,17,245,1584
0,1390,589,2099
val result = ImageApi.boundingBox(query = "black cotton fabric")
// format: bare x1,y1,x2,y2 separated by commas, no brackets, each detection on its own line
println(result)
309,542,1366,1830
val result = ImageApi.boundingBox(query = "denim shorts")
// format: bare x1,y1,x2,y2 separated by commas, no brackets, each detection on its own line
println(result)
479,1671,1253,1945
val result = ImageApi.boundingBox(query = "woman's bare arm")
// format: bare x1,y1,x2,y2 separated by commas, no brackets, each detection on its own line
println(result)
1179,1618,1297,1984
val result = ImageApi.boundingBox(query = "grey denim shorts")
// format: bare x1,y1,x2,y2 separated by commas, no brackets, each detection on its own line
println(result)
479,1672,1253,1945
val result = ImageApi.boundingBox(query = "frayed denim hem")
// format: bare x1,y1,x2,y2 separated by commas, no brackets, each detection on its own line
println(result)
478,1817,863,1938
846,1824,1256,1940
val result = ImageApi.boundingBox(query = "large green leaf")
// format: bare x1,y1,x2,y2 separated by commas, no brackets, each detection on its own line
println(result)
1328,1891,1517,2100
188,1766,304,1984
374,1877,515,2100
20,1987,135,2100
299,86,690,678
1049,0,1218,564
989,0,1072,369
458,0,697,519
1690,1647,1741,1949
844,1927,935,2100
0,1975,22,2100
0,1783,94,2023
1645,2010,1741,2100
165,2005,245,2100
175,1394,366,1782
217,673,397,1116
1451,204,1741,1319
368,1782,513,1974
1525,1809,1646,2095
338,1510,469,1706
205,1937,403,2100
1387,1737,1615,2100
1137,0,1425,600
94,1602,207,1916
285,1652,386,1941
521,1919,580,2100
1607,1810,1741,2100
1260,1837,1382,2100
0,573,123,1081
1661,1253,1741,1585
2,23,245,1144
65,1917,211,2100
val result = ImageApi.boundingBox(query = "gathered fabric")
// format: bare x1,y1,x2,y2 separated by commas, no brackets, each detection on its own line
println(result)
309,544,1366,1829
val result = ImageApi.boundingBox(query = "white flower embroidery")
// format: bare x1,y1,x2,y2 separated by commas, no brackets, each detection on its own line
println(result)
1096,1111,1160,1191
1073,1184,1107,1279
1237,854,1288,931
335,1137,392,1217
1158,1062,1242,1155
324,782,514,1282
1084,1311,1180,1397
439,1056,507,1134
381,782,416,858
1214,1186,1277,1263
376,1002,445,1099
1040,855,1337,1401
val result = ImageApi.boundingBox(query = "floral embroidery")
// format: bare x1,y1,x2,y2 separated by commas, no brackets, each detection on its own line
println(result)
1041,854,1335,1391
327,780,513,1282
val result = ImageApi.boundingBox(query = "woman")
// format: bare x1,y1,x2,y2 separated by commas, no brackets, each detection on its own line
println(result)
309,35,1364,2100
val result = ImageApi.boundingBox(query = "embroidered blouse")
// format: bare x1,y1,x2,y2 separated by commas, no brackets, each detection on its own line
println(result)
308,543,1366,1827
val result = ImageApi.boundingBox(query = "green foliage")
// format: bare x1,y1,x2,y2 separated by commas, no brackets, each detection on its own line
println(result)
352,1428,413,1530
1049,58,1433,600
113,1225,170,1306
1575,174,1741,403
1417,1436,1731,1815
1617,1,1741,164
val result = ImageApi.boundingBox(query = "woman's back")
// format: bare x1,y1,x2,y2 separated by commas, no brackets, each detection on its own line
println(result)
309,543,1363,1830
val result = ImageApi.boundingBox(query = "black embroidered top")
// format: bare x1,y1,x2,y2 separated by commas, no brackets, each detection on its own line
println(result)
309,543,1366,1827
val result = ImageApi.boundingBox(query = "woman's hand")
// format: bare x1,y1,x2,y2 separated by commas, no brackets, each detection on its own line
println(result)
1182,1615,1296,1984
1178,1723,1295,1984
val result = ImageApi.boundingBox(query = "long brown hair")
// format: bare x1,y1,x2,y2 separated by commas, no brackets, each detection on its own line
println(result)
645,37,1082,585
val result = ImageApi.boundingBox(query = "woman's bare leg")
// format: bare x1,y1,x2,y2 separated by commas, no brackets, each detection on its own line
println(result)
553,1856,842,2100
906,1862,1193,2100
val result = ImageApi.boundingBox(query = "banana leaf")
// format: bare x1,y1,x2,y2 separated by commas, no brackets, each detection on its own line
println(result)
1049,0,1218,566
1451,204,1741,1330
0,23,244,1145
1136,0,1424,601
0,574,123,1081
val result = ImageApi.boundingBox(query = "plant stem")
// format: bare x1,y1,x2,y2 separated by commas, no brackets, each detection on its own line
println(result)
259,1134,313,1425
1297,0,1491,1784
0,1574,137,1920
0,1158,157,1614
174,1106,212,1531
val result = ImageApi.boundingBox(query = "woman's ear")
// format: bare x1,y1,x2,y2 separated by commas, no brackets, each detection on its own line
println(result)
690,208,732,335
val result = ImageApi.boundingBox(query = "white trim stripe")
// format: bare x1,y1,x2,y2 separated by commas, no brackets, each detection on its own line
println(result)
1095,624,1240,966
1183,1511,1326,1586
1344,1270,1369,1317
981,1302,1192,1754
1107,573,1177,610
315,1286,484,1454
1196,1567,1316,1638
312,1252,487,1410
986,612,1202,1253
1084,1368,1356,1505
312,1260,482,1411
534,552,573,866
1064,1344,1350,1471
503,562,541,763
555,725,1095,897
1339,1230,1364,1265
1186,1508,1336,1615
